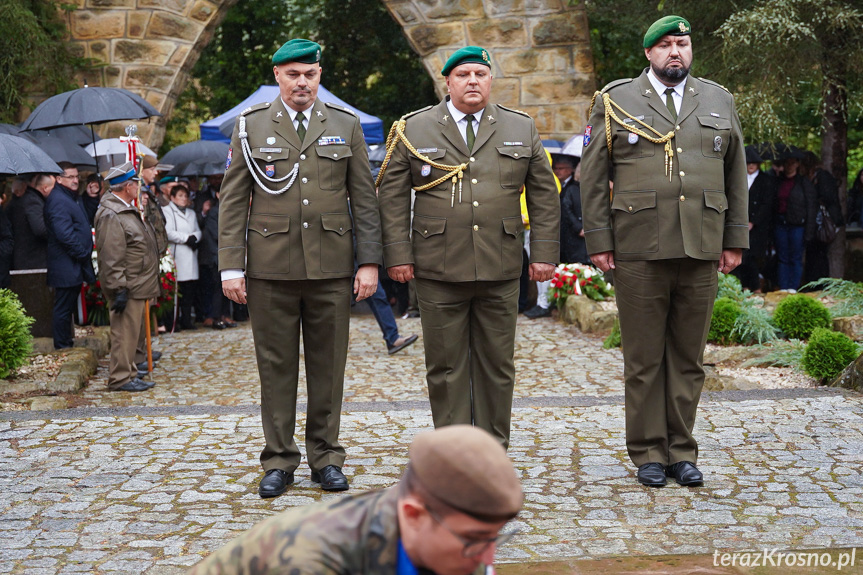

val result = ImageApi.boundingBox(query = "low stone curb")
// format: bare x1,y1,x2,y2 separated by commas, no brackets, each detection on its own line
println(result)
559,295,616,334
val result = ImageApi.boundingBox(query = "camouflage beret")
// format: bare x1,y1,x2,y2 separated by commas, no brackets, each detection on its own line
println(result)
272,39,322,66
441,46,492,77
410,425,522,520
643,15,691,48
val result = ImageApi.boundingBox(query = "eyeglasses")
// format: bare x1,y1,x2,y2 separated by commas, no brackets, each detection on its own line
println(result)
425,506,519,558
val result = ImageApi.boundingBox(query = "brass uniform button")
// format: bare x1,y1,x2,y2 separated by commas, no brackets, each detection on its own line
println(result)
679,195,685,202
473,225,479,231
473,201,479,207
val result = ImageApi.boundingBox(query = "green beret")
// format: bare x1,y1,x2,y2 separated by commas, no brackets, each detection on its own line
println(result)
272,39,322,66
409,425,522,521
441,46,492,77
643,15,691,48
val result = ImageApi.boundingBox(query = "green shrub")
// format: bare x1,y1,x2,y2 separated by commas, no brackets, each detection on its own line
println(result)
603,318,621,349
803,278,863,318
773,294,832,339
745,339,806,371
0,289,34,379
802,328,861,381
716,272,745,302
733,303,779,344
708,297,742,345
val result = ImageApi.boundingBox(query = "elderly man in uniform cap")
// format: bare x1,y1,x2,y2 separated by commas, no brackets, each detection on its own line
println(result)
94,162,161,393
188,425,522,575
219,38,381,497
580,16,748,487
377,46,560,449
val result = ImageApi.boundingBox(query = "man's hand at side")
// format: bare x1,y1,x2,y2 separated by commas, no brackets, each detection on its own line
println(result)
354,264,378,301
223,277,247,304
388,264,414,283
590,251,616,272
529,263,555,282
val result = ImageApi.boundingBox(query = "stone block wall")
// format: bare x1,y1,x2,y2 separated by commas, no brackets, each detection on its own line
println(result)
62,0,238,146
382,0,596,140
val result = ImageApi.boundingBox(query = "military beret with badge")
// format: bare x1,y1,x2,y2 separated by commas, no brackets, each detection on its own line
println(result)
643,15,691,48
272,38,322,66
441,46,492,76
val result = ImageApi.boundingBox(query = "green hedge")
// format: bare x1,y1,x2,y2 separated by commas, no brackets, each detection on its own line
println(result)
802,328,860,381
0,289,34,379
773,294,832,340
708,297,742,345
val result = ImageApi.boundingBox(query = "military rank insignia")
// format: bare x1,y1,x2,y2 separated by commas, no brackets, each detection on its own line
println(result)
583,125,592,147
265,165,275,177
226,147,232,170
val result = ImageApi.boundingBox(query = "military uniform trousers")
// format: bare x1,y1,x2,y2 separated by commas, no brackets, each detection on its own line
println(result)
613,258,718,467
107,298,148,390
415,277,519,449
246,276,352,473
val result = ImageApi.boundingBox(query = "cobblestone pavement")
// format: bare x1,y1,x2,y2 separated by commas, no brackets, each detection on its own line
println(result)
2,315,863,574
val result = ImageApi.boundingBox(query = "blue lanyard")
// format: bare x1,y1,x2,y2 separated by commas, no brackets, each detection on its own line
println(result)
397,540,419,575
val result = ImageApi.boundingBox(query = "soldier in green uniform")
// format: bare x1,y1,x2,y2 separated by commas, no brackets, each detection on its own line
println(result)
219,39,382,497
188,425,522,575
377,46,560,449
580,16,748,487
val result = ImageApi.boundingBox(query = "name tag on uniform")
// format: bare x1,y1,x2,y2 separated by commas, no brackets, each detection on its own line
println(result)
259,147,282,153
710,112,721,117
503,141,524,146
623,115,645,124
318,136,346,146
417,147,438,154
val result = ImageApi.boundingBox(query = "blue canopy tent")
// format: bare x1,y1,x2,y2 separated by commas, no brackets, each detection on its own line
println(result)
200,85,385,144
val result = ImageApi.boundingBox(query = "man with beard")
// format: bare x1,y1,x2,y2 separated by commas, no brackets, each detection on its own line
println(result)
580,16,748,487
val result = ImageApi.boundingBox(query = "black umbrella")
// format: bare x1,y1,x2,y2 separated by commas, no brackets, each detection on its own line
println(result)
0,123,35,142
0,134,63,176
19,86,161,131
38,124,102,147
161,140,229,176
29,131,97,170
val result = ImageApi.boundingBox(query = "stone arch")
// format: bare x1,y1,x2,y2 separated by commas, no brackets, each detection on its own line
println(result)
64,0,594,147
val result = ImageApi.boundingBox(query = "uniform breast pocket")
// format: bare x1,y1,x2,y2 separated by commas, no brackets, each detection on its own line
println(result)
246,213,291,273
250,148,291,177
409,148,448,189
613,116,656,160
611,191,658,254
320,213,354,273
315,145,352,190
412,215,446,274
701,190,727,254
698,116,731,159
496,146,531,189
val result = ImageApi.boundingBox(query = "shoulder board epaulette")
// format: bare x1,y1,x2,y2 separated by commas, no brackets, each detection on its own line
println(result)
324,102,357,116
696,77,730,93
241,102,270,116
497,104,530,118
401,105,434,120
600,78,634,94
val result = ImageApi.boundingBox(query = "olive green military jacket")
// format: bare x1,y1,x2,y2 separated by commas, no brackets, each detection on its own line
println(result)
94,193,161,301
187,487,489,575
218,97,382,280
580,71,749,261
378,98,560,281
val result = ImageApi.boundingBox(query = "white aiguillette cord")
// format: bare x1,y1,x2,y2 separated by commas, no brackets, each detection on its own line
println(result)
239,115,299,195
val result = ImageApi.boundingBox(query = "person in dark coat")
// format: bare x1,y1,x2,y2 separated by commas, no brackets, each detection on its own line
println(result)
81,174,103,227
0,207,13,288
732,146,774,291
556,156,589,265
8,174,53,270
772,148,817,291
45,163,96,349
198,189,235,329
801,151,845,283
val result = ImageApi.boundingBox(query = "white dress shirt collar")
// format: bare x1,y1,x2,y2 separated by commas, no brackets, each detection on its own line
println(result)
647,69,686,114
281,99,315,127
446,99,484,147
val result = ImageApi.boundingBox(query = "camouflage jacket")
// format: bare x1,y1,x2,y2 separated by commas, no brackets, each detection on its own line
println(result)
188,487,489,575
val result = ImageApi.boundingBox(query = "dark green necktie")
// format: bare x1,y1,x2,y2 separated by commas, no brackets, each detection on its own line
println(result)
466,115,476,151
664,88,678,121
296,111,306,142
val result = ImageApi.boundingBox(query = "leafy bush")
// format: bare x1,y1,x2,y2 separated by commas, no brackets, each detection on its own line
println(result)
802,328,861,381
0,289,34,379
709,297,742,345
732,300,779,344
745,339,806,371
803,278,863,318
773,294,832,339
716,272,746,302
603,318,621,349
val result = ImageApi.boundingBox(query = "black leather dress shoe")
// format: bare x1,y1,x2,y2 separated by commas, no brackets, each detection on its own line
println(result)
115,378,154,392
150,351,162,361
136,361,157,372
666,461,703,486
524,305,552,319
258,469,293,498
637,463,667,487
311,465,349,491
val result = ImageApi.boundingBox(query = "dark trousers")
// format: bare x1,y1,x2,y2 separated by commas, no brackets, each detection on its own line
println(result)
208,265,231,321
367,279,399,346
198,264,216,320
614,259,717,467
178,280,197,328
247,277,351,473
52,285,80,349
415,278,519,449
